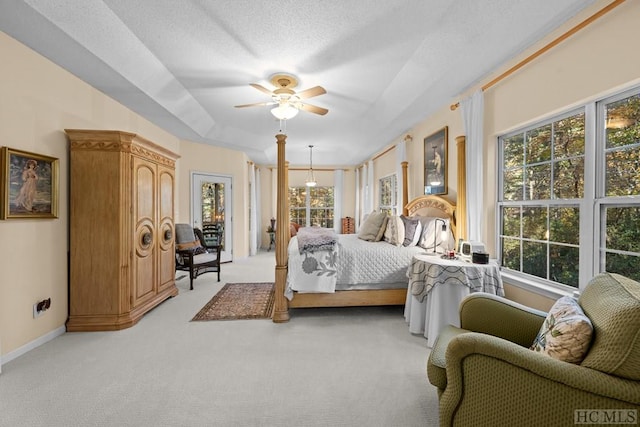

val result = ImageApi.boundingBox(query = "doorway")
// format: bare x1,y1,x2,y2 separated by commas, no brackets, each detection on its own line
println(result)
191,172,233,263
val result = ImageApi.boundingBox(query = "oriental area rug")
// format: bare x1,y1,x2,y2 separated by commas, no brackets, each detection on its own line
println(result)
191,282,275,321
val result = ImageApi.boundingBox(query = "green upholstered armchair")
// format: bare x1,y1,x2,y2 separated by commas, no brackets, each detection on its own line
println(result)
427,273,640,427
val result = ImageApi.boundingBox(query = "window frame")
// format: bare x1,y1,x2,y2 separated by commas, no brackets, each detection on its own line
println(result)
496,84,640,293
378,173,397,216
289,185,335,228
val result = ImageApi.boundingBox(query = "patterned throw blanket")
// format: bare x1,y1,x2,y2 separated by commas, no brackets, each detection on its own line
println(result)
285,227,339,299
296,227,338,255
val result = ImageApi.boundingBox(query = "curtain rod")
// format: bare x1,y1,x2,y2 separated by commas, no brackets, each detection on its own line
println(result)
450,0,625,111
287,167,349,171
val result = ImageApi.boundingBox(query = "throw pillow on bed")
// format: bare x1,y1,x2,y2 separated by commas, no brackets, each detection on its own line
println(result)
358,211,387,241
400,215,422,247
530,296,593,364
384,215,405,246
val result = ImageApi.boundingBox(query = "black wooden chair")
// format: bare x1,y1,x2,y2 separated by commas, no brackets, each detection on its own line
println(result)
175,223,221,290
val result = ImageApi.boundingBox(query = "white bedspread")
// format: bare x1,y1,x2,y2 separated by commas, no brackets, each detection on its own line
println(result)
286,234,424,299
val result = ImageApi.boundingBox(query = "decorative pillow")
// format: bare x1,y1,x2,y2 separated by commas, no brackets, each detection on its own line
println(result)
530,296,593,364
374,216,389,242
384,215,405,246
358,211,387,241
176,239,207,254
400,215,422,247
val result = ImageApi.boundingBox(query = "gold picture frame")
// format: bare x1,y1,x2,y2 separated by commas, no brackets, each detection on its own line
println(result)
1,147,59,219
424,126,448,196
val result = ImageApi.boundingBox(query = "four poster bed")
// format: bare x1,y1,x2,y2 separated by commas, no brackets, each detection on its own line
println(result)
272,134,468,322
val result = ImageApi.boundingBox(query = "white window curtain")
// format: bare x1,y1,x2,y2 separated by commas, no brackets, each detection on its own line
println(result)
255,167,262,250
396,140,406,215
367,160,374,213
361,163,368,223
249,164,257,256
355,167,361,231
333,169,344,233
461,89,484,242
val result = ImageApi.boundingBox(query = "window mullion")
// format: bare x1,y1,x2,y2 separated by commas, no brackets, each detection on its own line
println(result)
580,102,598,289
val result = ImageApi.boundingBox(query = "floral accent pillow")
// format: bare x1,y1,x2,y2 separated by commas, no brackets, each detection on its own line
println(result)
530,296,593,364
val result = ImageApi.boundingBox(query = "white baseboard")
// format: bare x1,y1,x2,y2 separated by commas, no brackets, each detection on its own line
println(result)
0,325,66,370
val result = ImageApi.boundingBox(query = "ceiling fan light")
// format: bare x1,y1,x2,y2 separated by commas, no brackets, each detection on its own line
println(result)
271,103,299,120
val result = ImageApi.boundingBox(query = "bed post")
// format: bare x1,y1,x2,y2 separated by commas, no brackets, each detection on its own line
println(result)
401,160,409,215
273,133,290,322
456,135,467,242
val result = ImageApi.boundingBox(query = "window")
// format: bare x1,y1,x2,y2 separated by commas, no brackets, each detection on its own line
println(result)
379,174,397,216
498,87,640,289
289,186,335,228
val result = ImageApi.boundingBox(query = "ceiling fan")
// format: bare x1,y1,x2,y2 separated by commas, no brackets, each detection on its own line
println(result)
234,73,328,119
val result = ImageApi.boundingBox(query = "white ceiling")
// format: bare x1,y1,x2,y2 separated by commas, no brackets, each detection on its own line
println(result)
0,0,595,166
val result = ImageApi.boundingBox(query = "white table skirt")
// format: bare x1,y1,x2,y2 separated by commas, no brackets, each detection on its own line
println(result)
404,282,470,347
404,254,504,347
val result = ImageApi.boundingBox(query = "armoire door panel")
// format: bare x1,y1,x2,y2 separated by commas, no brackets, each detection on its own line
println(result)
158,165,175,290
133,157,157,306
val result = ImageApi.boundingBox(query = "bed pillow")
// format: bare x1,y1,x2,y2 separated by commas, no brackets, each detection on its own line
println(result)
384,215,405,246
530,296,593,364
418,218,450,251
358,211,387,241
400,215,422,247
374,216,389,242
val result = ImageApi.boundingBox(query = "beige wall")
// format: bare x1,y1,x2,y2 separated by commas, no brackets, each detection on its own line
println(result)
0,31,180,357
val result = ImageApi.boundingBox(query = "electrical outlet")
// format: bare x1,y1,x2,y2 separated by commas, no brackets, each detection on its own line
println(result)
33,303,43,318
32,298,51,318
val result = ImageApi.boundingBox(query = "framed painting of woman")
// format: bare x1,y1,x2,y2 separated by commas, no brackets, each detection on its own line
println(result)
1,147,59,219
424,126,448,196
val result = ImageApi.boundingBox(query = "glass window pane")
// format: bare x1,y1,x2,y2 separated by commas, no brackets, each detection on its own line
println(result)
501,238,520,271
605,93,640,149
549,207,579,245
606,206,640,253
606,253,640,282
522,241,547,280
503,167,524,201
553,113,585,159
605,147,640,197
525,164,551,200
501,206,520,237
550,245,579,288
522,207,547,240
553,158,584,199
503,134,524,168
526,124,552,164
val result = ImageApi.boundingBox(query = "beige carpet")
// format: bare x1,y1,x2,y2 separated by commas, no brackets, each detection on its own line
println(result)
191,282,275,321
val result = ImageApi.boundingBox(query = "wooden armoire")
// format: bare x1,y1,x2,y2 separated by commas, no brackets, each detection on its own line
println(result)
65,129,179,331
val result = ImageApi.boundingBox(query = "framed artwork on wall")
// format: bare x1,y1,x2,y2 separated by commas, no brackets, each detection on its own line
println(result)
424,126,448,195
1,147,59,219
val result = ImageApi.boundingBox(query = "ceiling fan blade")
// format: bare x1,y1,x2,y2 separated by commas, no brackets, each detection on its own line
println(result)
300,103,329,116
250,83,274,95
234,101,274,108
296,86,326,99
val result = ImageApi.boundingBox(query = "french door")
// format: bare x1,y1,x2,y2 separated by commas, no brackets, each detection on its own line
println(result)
191,172,233,262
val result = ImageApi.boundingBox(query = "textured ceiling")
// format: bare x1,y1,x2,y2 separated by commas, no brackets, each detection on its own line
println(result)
0,0,596,166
